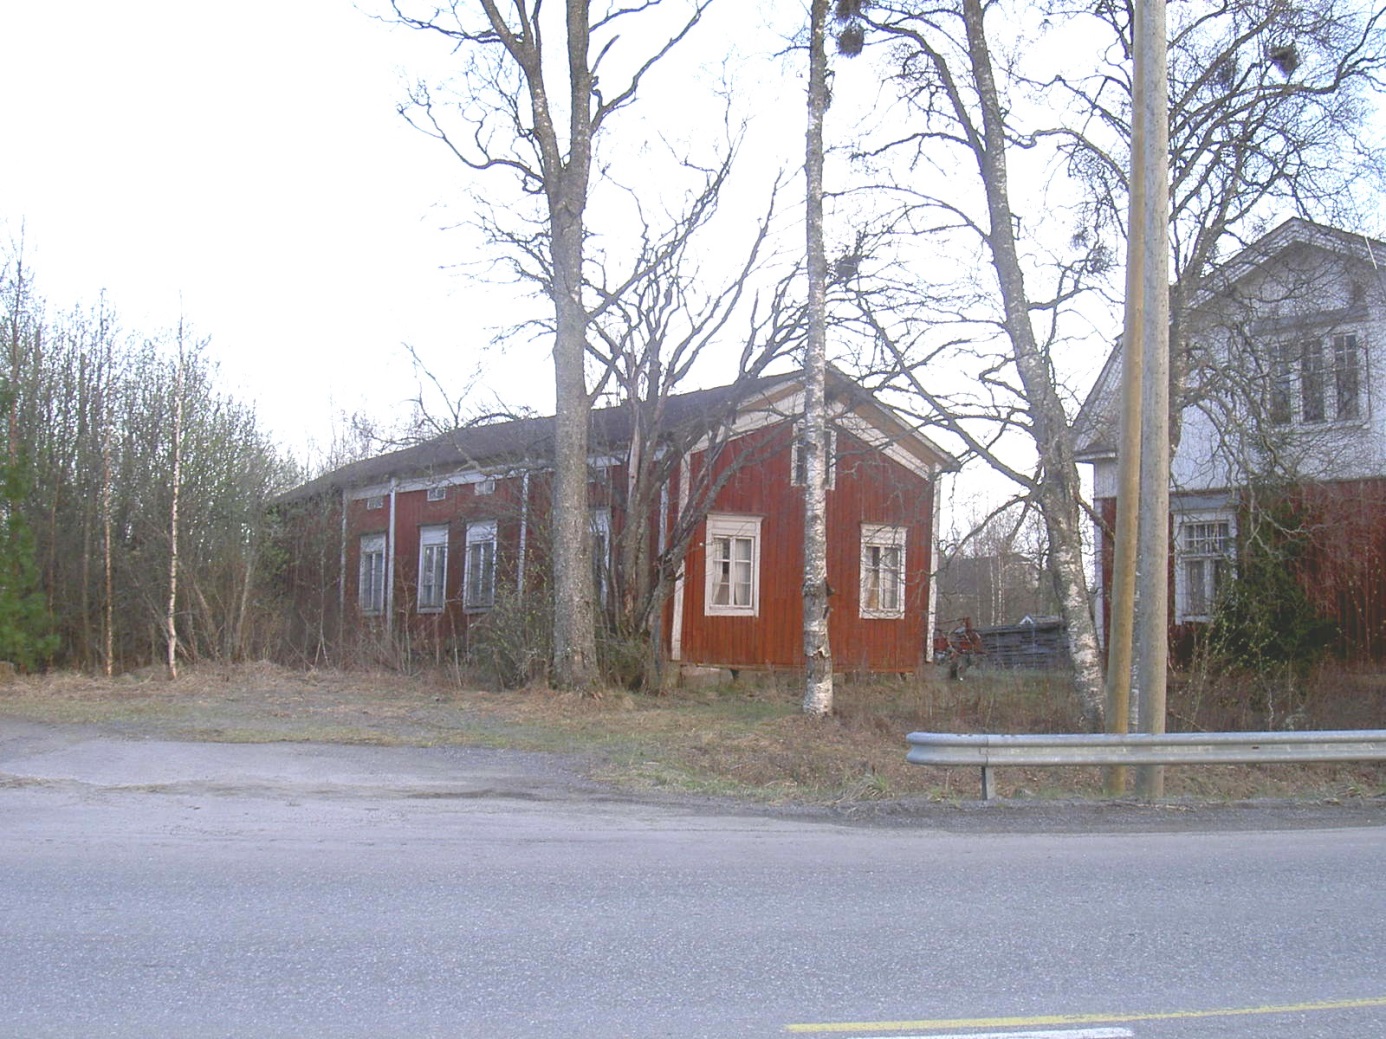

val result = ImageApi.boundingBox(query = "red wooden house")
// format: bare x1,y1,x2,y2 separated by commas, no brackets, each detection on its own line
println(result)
276,369,957,676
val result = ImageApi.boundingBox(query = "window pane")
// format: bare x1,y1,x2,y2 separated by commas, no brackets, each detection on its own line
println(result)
863,545,882,609
359,535,386,615
419,543,447,609
466,540,495,608
732,537,753,605
881,546,902,611
1269,342,1295,425
1334,334,1360,420
712,537,732,605
1301,339,1325,422
1186,559,1207,616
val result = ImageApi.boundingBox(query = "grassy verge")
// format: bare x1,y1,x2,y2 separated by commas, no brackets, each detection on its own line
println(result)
2,661,1382,804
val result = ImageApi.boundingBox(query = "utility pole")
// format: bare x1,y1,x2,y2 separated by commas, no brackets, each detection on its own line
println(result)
1105,0,1170,796
1132,0,1172,798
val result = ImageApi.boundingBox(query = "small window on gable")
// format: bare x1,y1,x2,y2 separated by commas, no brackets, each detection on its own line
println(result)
704,514,761,617
463,520,498,610
426,486,447,502
475,478,496,496
791,422,837,489
365,495,385,511
359,533,387,615
417,525,449,613
860,524,906,619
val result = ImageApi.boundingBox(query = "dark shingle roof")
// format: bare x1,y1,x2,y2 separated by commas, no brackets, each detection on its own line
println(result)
274,372,796,504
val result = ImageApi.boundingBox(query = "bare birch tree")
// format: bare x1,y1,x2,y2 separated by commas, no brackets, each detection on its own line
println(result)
801,0,835,716
165,329,185,679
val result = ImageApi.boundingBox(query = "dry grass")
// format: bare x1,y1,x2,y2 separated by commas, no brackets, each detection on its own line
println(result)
1,661,1382,804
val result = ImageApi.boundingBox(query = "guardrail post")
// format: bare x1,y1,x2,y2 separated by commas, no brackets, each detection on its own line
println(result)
980,766,995,801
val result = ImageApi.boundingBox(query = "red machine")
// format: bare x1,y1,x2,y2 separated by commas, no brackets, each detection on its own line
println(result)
932,617,984,678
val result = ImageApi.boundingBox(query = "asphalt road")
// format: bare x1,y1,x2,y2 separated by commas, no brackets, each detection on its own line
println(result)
2,723,1384,1039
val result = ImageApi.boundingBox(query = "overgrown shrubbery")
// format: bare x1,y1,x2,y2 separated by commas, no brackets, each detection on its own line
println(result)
465,587,553,690
1187,503,1338,729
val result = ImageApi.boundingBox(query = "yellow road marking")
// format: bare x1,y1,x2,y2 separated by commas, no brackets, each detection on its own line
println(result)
784,996,1386,1033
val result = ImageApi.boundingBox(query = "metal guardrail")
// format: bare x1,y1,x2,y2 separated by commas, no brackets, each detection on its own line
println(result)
905,730,1386,800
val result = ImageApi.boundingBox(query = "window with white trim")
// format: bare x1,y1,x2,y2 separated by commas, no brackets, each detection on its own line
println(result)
860,524,906,618
474,478,496,496
704,514,761,616
463,520,498,610
1269,333,1364,426
1176,516,1233,622
426,486,447,502
365,495,385,511
791,422,837,489
359,533,386,615
417,525,449,612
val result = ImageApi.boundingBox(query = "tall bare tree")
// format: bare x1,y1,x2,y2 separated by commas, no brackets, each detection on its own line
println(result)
391,0,714,690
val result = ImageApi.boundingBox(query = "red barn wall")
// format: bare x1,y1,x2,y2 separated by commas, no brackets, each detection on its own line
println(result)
343,472,540,648
1096,478,1386,663
674,421,937,672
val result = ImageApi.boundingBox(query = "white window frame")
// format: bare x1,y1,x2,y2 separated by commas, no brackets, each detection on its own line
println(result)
359,533,387,616
791,421,837,489
426,486,447,502
463,520,498,611
704,514,762,617
417,525,449,613
474,478,496,496
1268,332,1365,427
1175,513,1235,623
860,524,907,619
365,495,385,511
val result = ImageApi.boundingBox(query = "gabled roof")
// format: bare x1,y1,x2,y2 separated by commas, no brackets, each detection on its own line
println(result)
1191,217,1386,306
277,368,957,503
1073,217,1386,462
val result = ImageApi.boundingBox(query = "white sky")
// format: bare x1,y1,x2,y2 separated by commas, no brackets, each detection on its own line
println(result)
2,2,894,469
0,2,597,461
0,1,1142,533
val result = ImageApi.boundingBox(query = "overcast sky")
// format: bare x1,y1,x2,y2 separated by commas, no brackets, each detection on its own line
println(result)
0,3,832,470
0,4,645,461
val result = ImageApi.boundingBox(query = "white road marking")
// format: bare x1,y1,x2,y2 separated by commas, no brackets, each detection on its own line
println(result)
849,1031,1134,1039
